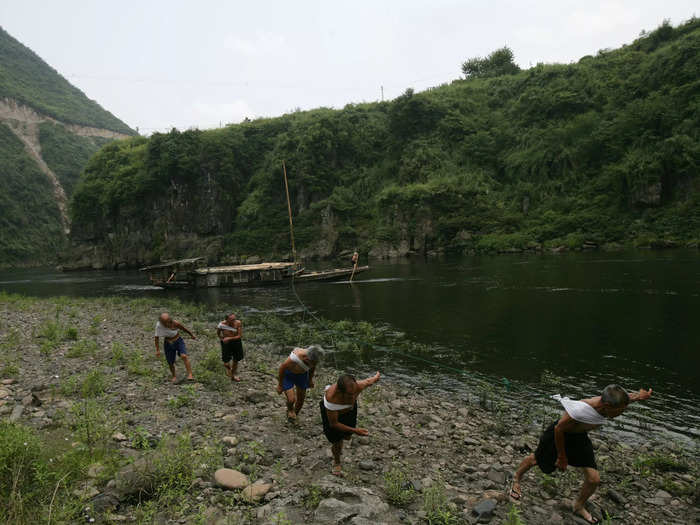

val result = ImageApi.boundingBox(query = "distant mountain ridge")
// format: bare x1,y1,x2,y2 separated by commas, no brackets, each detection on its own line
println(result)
0,26,135,265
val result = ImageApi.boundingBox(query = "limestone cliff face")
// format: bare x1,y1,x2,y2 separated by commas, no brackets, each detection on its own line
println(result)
0,97,131,236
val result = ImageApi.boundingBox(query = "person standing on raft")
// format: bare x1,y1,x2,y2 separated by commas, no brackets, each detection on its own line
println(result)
276,346,323,421
217,313,243,381
154,312,196,383
511,385,653,524
321,372,380,476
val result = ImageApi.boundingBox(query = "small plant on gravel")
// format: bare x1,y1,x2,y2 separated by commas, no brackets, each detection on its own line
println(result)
537,472,558,494
634,453,689,473
111,342,126,365
504,504,525,525
126,348,149,376
66,338,97,358
1,360,19,378
422,480,460,524
69,399,112,453
303,484,324,509
80,369,106,397
60,375,80,396
128,426,153,450
384,464,417,506
271,511,292,525
168,384,197,410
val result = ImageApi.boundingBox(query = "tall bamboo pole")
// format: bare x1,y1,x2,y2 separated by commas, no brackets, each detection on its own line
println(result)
282,161,296,263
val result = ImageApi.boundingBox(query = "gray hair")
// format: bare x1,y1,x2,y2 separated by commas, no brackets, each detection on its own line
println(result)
601,384,629,407
305,345,324,365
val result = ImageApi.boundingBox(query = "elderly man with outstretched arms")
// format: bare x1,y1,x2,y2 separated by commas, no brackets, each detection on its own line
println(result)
320,372,380,476
276,345,322,421
154,312,196,383
511,385,653,524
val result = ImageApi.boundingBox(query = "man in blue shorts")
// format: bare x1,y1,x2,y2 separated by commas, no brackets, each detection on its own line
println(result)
154,312,196,383
276,346,322,421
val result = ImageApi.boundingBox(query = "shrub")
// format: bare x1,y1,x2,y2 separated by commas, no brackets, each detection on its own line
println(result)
384,465,417,507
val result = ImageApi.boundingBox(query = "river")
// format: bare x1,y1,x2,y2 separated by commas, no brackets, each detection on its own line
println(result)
1,250,699,444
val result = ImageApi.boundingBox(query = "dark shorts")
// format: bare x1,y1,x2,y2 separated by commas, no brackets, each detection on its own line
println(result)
320,401,358,443
164,337,187,365
221,340,244,363
282,369,309,391
535,421,597,474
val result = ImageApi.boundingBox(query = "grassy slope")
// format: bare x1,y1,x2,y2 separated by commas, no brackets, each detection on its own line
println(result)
0,26,134,134
38,122,110,197
70,19,700,260
0,123,64,261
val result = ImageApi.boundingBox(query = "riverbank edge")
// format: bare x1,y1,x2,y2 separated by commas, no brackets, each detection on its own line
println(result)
0,293,697,524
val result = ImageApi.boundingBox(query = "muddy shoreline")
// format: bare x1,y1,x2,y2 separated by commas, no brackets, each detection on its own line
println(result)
0,294,697,524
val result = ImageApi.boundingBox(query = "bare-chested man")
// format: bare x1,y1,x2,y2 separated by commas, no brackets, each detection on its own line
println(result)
511,385,653,524
154,312,196,383
217,313,243,382
320,372,380,476
276,345,322,421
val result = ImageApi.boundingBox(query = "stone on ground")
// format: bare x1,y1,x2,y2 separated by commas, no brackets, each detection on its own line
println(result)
241,481,272,502
214,468,250,490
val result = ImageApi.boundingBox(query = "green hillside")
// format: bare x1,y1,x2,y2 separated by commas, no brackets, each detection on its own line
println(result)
0,123,64,260
70,19,700,265
0,26,134,134
0,27,135,266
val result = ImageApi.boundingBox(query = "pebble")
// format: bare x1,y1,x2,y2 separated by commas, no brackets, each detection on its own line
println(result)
221,436,238,446
9,404,24,422
241,481,272,502
359,460,375,471
112,432,128,442
214,468,249,490
607,488,626,504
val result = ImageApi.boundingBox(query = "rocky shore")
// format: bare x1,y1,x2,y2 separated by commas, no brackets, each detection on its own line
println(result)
0,294,697,524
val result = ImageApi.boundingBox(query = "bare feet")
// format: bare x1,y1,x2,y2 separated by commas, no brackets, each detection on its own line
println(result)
287,410,297,422
509,480,522,501
332,463,343,476
170,376,177,383
232,376,241,382
186,376,195,381
573,505,599,524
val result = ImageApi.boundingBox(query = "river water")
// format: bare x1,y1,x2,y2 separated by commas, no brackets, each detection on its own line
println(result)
1,251,699,444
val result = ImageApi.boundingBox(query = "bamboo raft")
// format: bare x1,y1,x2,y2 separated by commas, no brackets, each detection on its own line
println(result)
140,259,368,288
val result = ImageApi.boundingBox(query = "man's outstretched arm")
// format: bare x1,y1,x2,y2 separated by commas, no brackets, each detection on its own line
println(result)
628,388,653,403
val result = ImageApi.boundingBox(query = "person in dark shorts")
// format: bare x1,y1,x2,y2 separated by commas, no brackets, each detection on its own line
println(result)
276,346,322,421
320,372,380,476
217,313,243,381
511,385,653,524
154,312,196,383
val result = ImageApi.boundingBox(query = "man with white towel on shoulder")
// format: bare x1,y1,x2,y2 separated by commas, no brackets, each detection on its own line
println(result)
217,313,243,382
510,385,653,524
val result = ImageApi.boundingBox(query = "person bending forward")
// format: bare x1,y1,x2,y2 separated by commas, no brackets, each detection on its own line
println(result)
217,313,243,382
511,384,652,524
321,372,380,476
276,345,322,420
154,312,196,383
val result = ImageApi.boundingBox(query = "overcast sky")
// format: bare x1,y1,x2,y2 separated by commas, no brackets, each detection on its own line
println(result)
1,1,696,134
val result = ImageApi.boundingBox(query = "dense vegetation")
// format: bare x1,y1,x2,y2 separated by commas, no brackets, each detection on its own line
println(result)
0,123,64,261
38,122,110,196
71,19,700,263
0,26,134,134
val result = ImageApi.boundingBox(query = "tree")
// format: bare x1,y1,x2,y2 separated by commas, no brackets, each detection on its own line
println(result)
461,46,521,79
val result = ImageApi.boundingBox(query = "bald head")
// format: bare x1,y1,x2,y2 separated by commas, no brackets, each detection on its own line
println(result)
159,312,170,324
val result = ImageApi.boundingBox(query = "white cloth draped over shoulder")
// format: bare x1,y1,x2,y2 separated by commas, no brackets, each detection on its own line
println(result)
552,394,607,425
323,385,353,411
155,321,179,339
217,322,237,334
289,350,310,371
